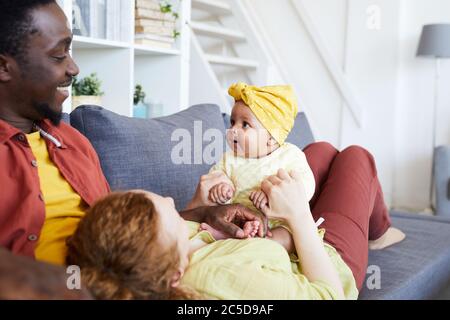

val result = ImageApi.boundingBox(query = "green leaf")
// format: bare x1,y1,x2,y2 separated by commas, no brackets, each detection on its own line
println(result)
72,73,103,96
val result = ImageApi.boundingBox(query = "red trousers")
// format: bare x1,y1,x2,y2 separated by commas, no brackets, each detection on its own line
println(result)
303,142,391,290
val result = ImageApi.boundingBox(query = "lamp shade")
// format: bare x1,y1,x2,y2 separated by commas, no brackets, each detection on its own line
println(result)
417,24,450,58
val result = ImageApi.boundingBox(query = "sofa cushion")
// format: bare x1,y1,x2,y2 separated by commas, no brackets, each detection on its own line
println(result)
359,211,450,299
70,104,227,210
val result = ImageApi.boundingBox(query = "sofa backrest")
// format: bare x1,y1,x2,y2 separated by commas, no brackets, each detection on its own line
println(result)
70,104,315,210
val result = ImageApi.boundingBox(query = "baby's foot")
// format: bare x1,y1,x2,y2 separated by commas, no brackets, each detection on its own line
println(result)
369,227,405,250
199,223,229,240
243,220,260,238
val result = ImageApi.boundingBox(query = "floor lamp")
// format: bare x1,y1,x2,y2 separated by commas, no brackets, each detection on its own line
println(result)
417,24,450,211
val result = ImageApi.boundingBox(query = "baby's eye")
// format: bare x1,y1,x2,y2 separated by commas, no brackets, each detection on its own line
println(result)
230,119,235,127
243,122,250,129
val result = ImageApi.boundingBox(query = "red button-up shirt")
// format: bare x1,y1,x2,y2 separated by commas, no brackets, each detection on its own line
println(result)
0,119,110,258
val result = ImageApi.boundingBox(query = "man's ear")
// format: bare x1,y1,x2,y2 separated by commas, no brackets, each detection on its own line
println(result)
0,55,13,82
170,269,184,288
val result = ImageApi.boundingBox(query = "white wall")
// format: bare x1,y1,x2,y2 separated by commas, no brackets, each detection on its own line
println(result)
394,0,450,211
189,0,450,212
248,0,400,207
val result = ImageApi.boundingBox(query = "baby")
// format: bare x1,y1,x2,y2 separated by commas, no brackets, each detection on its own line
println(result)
201,82,316,252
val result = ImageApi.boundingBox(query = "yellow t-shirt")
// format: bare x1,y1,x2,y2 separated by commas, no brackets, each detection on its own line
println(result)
27,131,86,266
182,221,358,300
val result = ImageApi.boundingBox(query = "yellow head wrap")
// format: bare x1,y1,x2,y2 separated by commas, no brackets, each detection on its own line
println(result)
228,82,298,145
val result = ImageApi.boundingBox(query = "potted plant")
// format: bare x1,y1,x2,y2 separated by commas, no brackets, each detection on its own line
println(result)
133,84,149,118
71,73,104,110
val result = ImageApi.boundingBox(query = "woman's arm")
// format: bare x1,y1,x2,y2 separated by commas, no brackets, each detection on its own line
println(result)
261,169,345,299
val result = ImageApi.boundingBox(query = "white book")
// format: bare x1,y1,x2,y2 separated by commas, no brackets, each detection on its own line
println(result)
135,0,160,11
120,0,132,42
135,8,176,22
106,0,115,40
72,0,89,36
135,25,174,37
135,18,176,28
89,0,98,38
114,0,121,41
97,0,106,39
135,33,175,43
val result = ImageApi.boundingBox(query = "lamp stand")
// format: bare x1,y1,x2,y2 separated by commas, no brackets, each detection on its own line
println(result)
429,58,440,212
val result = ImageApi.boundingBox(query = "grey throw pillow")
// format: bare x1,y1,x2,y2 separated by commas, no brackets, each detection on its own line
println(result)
70,104,227,210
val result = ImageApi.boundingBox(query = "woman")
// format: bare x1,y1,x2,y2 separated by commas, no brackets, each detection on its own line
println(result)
66,143,403,299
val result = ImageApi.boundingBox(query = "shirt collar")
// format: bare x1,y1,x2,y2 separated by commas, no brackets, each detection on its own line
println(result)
0,118,67,148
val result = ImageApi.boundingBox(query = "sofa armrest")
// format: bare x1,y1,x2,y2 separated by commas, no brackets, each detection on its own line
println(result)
435,146,450,216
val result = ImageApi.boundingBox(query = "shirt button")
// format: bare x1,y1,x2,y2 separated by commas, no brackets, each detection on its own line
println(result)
31,160,38,167
28,234,38,241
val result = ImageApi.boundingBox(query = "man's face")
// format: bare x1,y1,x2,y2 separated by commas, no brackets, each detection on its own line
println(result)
11,3,79,125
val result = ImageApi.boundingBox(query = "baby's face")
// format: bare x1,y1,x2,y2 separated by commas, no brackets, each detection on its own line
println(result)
227,101,278,158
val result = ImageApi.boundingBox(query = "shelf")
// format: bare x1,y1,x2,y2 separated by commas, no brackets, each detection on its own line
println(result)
190,21,246,42
191,0,232,16
64,0,190,117
205,54,259,69
73,36,131,50
134,44,181,56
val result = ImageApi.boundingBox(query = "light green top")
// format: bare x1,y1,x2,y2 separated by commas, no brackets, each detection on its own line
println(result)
181,222,359,300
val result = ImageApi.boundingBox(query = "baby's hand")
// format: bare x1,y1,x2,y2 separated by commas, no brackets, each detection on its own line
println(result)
209,183,234,205
250,190,268,211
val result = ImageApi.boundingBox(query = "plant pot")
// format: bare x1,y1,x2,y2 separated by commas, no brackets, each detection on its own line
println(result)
133,101,150,119
72,95,102,110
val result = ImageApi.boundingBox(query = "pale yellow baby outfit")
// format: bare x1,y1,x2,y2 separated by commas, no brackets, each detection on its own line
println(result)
209,142,316,229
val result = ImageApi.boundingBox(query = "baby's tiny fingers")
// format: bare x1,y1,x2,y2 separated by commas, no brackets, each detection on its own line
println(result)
222,185,232,199
219,185,229,203
214,187,222,204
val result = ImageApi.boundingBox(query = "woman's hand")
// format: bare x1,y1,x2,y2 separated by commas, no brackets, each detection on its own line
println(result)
260,169,311,225
185,171,234,210
260,169,345,299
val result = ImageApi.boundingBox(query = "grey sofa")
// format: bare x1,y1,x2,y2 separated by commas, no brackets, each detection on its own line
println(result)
69,104,450,300
435,146,450,217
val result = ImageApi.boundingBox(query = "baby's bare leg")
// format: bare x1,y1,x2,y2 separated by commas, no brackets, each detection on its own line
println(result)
270,227,295,254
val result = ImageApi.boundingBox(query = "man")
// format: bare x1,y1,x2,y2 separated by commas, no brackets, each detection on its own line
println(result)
0,0,265,299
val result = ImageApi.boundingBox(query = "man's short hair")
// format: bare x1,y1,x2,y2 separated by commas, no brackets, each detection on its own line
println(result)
0,0,56,63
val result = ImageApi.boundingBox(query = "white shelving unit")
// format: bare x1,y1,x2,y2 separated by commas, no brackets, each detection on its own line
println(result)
59,0,191,117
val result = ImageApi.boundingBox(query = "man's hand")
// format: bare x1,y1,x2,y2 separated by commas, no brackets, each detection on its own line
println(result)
185,171,234,210
202,204,268,239
0,248,92,300
209,183,234,205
